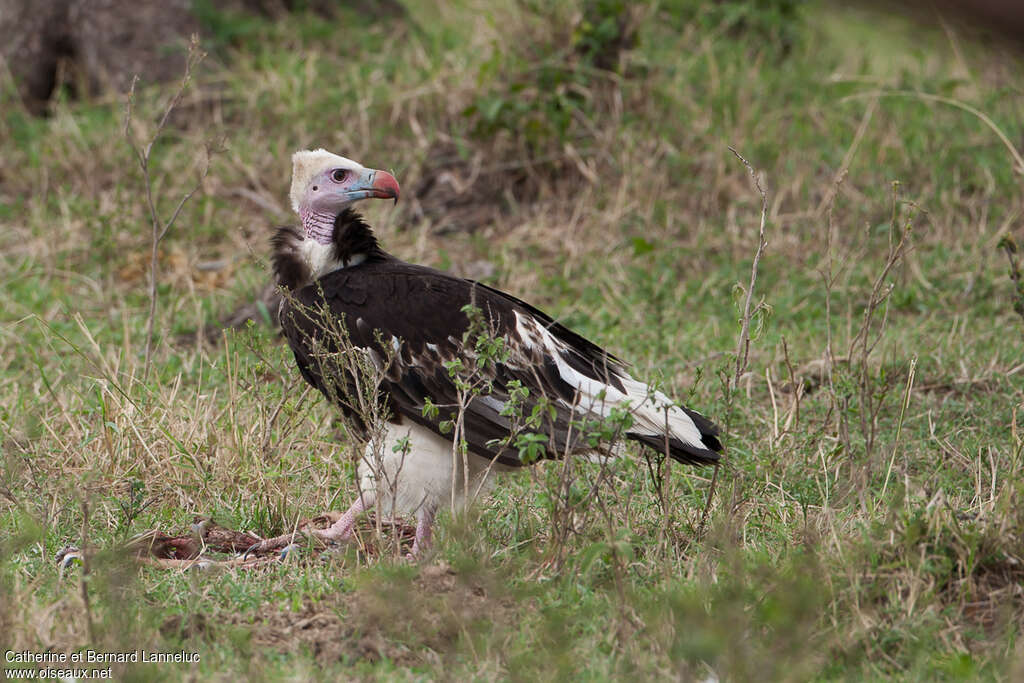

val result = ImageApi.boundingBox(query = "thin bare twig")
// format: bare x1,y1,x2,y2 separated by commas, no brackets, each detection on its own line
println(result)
0,485,18,507
79,501,96,644
699,147,769,536
846,185,914,462
728,146,770,393
123,35,211,381
998,236,1024,323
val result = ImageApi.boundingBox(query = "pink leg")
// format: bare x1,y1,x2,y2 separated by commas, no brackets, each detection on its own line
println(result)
408,505,437,559
244,493,373,556
313,494,370,543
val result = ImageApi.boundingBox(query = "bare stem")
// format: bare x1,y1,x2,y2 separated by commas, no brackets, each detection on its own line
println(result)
79,500,97,644
999,236,1024,323
699,147,769,537
123,35,210,381
728,146,769,393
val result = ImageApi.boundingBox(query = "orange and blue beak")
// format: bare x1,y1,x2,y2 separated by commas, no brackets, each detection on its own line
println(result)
349,168,400,204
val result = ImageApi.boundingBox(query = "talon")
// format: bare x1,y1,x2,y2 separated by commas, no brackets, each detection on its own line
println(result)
278,543,301,560
58,550,83,578
240,497,372,560
55,545,79,565
241,530,303,559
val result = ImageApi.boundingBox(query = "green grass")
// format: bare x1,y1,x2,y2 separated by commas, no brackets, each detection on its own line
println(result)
2,0,1024,679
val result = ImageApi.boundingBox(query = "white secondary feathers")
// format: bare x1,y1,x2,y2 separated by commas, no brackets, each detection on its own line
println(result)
513,311,706,450
290,149,365,213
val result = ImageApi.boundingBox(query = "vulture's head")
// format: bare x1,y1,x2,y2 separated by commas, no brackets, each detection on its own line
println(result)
290,149,400,243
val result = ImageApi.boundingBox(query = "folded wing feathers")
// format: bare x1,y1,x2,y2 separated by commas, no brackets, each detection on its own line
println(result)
286,262,718,465
513,311,709,452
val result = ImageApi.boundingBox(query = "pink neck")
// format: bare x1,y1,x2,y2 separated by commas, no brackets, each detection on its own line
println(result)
300,208,336,244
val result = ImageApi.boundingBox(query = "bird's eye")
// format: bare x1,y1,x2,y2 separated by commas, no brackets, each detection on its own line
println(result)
331,169,348,183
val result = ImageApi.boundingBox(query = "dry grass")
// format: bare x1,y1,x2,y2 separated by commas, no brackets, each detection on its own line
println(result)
2,0,1023,679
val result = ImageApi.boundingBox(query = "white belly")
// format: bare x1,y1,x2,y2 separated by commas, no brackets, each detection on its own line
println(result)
357,421,511,518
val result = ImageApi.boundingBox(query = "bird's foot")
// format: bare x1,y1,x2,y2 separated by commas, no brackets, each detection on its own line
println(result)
243,497,370,560
310,524,356,545
404,541,424,563
242,532,304,560
241,528,351,560
308,498,365,544
405,505,436,561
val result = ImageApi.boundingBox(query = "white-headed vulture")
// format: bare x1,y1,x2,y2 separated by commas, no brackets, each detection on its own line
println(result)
255,149,721,557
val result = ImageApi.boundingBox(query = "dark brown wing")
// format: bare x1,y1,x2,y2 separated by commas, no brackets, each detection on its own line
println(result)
280,260,721,467
279,261,624,466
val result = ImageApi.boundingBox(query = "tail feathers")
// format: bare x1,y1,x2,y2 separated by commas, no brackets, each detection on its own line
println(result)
627,432,721,466
681,406,722,452
626,406,722,466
